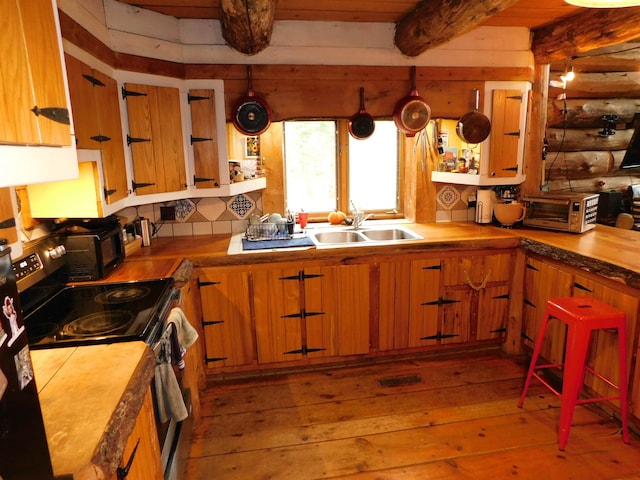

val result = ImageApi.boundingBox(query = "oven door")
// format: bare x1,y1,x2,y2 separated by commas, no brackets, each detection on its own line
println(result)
151,322,193,479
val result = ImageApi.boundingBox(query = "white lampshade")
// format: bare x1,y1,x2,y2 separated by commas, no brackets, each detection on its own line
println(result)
565,0,640,6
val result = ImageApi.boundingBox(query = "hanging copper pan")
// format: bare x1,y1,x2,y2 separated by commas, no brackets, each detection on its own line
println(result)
393,66,431,137
232,65,272,136
349,87,375,140
456,89,491,144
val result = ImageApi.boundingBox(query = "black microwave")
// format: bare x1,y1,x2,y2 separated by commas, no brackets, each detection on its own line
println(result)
60,224,125,281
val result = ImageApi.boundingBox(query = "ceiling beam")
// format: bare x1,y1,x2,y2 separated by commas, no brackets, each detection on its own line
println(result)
220,0,276,55
394,0,521,57
531,7,640,64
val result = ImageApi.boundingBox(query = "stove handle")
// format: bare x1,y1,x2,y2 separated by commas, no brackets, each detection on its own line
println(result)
117,437,140,479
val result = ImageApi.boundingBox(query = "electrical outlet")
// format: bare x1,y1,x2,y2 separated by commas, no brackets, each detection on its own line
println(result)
468,194,477,208
160,206,176,221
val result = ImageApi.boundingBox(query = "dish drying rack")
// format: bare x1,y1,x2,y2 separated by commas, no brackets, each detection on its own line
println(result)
245,223,293,242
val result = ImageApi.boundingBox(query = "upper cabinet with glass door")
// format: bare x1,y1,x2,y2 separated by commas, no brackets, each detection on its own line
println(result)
0,0,78,188
431,81,530,186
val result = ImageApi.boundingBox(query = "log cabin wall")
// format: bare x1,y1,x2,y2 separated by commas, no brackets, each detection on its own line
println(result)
545,46,640,212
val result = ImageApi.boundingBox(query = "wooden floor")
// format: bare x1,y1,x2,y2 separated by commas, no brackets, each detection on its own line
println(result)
185,349,640,479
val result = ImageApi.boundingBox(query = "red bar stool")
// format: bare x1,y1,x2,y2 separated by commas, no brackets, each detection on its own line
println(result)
518,296,630,450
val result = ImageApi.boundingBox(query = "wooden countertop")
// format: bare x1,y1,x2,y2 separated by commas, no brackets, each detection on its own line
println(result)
126,222,521,268
32,221,640,480
31,343,155,480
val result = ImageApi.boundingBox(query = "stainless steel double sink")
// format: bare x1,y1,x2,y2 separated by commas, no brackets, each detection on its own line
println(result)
309,225,422,246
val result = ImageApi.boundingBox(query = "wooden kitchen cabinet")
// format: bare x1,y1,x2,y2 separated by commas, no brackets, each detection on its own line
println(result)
442,252,513,342
252,262,369,364
198,267,256,370
0,0,70,146
378,257,441,351
522,254,640,423
379,252,512,351
487,89,524,179
0,188,19,246
124,83,187,196
112,387,163,480
27,54,130,218
188,89,221,189
64,54,128,203
522,256,573,364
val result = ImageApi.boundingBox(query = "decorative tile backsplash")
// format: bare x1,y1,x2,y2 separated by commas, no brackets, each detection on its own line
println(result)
116,184,476,238
115,191,263,238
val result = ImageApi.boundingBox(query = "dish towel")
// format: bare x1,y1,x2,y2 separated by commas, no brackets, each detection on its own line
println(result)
166,307,199,369
154,361,188,423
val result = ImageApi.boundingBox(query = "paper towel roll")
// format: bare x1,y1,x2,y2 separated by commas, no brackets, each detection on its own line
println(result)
476,189,493,224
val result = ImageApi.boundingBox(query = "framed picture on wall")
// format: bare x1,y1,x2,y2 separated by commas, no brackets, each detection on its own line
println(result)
245,136,260,158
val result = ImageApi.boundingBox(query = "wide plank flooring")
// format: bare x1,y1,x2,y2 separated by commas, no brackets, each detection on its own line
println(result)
185,350,640,479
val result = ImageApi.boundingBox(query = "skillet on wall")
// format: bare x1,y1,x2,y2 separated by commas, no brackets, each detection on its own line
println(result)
456,89,491,144
349,87,375,140
393,66,431,137
232,65,272,136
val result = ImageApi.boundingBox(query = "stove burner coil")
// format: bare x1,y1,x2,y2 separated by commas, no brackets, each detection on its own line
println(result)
62,311,135,337
94,286,151,304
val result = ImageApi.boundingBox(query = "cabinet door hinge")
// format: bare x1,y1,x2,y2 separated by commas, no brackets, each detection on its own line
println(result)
202,320,224,326
31,106,70,125
524,298,536,308
526,263,539,272
521,332,534,343
490,327,507,334
574,281,592,292
127,134,151,146
82,74,105,87
422,297,459,306
421,331,459,341
422,264,441,270
205,356,227,363
198,279,221,288
493,293,510,300
122,86,147,99
131,180,155,192
190,135,213,144
187,93,210,103
194,175,219,187
284,345,325,355
104,188,117,199
90,135,111,143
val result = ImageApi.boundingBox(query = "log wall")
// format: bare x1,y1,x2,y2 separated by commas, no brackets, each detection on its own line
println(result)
545,67,640,195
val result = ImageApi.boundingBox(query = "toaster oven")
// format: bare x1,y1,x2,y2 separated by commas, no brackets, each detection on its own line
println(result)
523,192,599,233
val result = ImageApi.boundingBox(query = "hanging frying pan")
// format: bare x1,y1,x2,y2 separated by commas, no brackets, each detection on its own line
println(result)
232,65,272,136
349,87,375,140
456,89,491,144
393,66,431,137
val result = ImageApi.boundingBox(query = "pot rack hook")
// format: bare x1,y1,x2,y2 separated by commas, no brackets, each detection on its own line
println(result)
246,65,254,91
410,65,417,91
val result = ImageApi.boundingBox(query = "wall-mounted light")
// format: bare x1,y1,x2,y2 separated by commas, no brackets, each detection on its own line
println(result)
565,0,640,6
561,57,576,83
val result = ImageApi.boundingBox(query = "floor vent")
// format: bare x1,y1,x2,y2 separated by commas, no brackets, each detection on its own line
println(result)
378,374,423,388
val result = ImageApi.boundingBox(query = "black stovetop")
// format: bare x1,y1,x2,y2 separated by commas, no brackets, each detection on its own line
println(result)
24,278,175,349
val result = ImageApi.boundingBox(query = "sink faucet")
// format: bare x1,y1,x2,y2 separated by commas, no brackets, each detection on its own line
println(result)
351,201,373,230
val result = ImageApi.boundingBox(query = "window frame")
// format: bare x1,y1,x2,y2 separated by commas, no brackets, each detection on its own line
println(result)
284,118,405,221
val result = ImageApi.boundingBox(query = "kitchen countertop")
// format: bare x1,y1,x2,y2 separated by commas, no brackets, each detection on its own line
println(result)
124,221,640,279
33,220,640,479
31,342,155,480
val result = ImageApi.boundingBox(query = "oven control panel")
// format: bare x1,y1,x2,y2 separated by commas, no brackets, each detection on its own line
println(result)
12,237,68,292
13,252,43,281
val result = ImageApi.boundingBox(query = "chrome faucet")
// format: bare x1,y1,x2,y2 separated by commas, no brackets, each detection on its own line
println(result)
351,201,373,230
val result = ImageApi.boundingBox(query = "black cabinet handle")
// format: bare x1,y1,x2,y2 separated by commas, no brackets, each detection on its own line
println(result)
117,438,140,480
